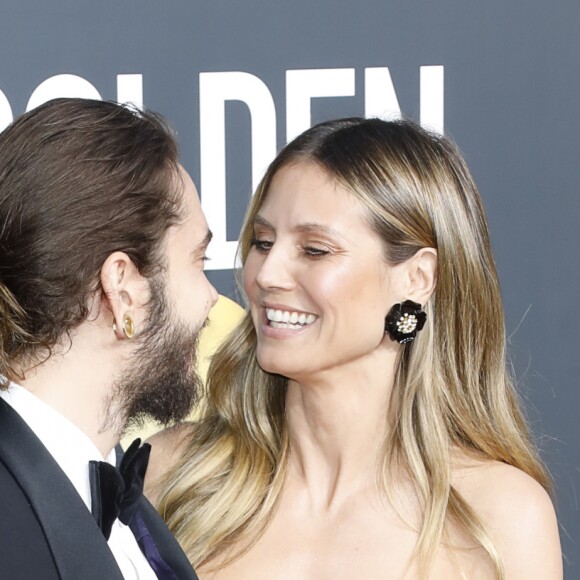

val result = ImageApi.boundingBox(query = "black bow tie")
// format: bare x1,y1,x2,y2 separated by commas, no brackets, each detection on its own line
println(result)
89,438,151,540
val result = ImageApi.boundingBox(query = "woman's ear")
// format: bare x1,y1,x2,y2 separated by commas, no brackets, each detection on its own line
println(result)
100,252,148,339
406,247,437,307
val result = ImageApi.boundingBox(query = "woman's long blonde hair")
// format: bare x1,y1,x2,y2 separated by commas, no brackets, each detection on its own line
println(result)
157,118,550,577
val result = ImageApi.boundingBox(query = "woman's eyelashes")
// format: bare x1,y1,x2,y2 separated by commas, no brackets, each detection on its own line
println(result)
250,236,330,258
250,237,274,252
302,245,329,257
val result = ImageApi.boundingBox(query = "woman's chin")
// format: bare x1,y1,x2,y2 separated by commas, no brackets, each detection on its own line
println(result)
256,354,298,380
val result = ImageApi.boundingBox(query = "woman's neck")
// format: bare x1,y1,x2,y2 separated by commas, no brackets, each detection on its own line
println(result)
284,351,397,510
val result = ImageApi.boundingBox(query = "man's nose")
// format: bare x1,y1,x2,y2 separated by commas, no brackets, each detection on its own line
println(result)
209,280,218,306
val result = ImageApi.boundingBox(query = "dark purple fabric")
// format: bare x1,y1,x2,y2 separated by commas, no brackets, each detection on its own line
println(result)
130,511,179,580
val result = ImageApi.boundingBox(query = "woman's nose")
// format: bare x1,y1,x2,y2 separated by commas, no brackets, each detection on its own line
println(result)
254,246,295,292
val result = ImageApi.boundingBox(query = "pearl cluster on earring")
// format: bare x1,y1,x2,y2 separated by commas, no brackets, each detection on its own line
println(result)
396,312,419,334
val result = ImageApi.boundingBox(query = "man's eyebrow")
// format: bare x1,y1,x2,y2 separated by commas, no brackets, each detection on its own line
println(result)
193,230,213,254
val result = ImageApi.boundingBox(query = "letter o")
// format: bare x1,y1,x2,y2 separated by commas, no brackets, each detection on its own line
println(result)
0,88,13,132
26,74,102,111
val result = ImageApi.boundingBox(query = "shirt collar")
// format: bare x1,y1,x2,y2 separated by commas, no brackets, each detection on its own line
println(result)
0,382,116,510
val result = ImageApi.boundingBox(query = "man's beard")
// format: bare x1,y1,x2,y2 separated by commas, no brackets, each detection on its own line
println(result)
106,275,204,437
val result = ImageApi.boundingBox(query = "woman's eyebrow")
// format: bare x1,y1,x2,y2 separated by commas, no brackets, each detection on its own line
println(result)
252,215,273,229
254,215,345,239
293,222,345,240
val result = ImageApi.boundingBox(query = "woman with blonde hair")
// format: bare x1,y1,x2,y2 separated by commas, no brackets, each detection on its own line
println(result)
146,118,562,579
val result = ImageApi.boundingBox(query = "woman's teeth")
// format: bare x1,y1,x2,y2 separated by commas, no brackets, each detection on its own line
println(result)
266,308,317,329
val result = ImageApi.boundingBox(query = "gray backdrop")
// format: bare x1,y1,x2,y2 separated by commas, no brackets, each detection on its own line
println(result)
0,0,578,574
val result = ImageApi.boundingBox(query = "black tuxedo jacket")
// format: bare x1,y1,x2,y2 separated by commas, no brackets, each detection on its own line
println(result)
0,398,198,579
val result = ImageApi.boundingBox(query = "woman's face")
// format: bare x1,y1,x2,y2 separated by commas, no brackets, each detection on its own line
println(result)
243,161,402,382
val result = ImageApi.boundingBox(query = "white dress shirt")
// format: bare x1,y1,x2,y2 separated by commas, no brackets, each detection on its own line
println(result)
0,383,157,579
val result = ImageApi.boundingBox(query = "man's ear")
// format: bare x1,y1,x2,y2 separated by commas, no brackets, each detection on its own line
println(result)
100,252,148,339
405,247,437,307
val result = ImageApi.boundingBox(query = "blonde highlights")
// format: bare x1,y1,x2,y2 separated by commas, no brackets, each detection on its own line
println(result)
158,118,550,577
0,282,39,389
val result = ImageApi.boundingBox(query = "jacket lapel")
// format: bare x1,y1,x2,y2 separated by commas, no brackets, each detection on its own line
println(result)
0,399,124,580
116,443,198,580
137,497,199,580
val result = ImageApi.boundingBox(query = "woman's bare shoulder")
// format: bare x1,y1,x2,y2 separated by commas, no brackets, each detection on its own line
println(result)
144,422,195,504
452,452,562,579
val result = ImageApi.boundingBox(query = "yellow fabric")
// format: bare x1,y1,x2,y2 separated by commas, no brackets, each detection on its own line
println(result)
122,294,244,447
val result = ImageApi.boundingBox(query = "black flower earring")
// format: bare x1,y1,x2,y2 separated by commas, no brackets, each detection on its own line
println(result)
385,300,427,344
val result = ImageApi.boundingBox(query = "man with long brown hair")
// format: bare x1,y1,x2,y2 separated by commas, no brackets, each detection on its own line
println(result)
0,98,216,578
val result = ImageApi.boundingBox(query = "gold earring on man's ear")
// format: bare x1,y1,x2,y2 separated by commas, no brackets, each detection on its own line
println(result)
121,313,135,339
112,313,135,339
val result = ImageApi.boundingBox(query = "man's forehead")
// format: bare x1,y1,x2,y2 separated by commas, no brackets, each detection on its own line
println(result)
173,165,210,244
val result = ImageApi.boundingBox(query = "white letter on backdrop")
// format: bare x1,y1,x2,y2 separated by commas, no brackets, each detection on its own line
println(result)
117,74,143,109
420,65,444,134
26,74,101,111
199,71,276,270
364,67,401,120
286,68,355,143
0,89,13,132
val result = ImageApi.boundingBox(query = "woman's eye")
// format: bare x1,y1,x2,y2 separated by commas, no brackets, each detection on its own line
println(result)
303,246,329,257
250,238,273,252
